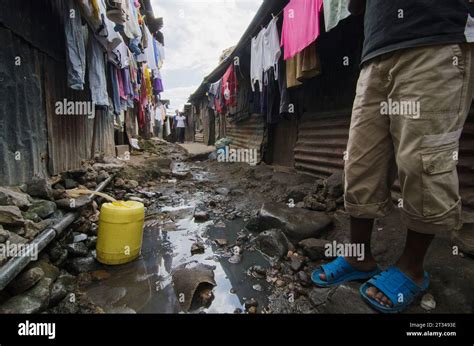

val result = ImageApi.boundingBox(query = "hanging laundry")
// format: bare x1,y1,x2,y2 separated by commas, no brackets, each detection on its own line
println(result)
144,66,153,101
144,26,158,73
323,0,351,32
286,42,321,88
208,81,221,111
87,32,109,106
281,0,323,60
222,64,238,107
64,0,86,90
250,28,265,92
157,42,166,68
262,17,281,80
109,64,122,115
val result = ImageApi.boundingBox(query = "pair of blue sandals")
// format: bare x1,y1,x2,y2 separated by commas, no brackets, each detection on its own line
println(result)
311,257,429,313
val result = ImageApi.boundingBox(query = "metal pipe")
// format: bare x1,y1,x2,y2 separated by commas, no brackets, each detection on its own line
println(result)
0,176,113,291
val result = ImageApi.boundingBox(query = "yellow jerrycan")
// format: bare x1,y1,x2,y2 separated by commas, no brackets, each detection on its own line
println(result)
96,201,145,265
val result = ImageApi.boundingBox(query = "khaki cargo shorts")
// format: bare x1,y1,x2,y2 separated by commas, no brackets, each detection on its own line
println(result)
344,43,474,234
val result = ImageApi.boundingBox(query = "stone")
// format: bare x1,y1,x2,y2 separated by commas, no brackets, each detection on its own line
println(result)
297,271,311,287
66,256,99,274
275,279,285,288
22,211,41,223
248,265,266,278
64,178,78,189
48,243,66,262
124,180,139,190
191,242,205,255
324,285,375,313
326,199,337,212
49,280,68,307
114,178,125,187
29,199,57,219
23,219,55,240
244,298,258,310
309,288,331,307
255,229,291,259
303,196,327,211
216,187,230,196
286,184,314,203
28,260,60,281
107,306,137,314
26,178,53,200
214,239,228,247
228,254,242,264
7,267,45,295
85,181,97,189
0,205,25,226
325,171,344,199
420,293,436,311
172,171,191,180
92,162,124,173
257,202,333,241
0,294,43,314
0,226,10,243
252,284,262,292
66,242,89,257
290,256,304,272
55,196,91,210
73,233,88,243
194,210,209,222
85,236,97,249
0,187,32,210
96,170,110,183
298,238,331,261
248,306,257,314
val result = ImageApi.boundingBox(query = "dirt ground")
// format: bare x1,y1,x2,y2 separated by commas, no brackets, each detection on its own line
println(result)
80,139,473,314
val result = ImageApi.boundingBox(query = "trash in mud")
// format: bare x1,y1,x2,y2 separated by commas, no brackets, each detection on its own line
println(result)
171,263,216,312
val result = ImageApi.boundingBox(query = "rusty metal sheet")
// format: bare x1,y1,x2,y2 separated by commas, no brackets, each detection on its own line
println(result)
294,114,350,177
1,0,116,184
226,114,265,161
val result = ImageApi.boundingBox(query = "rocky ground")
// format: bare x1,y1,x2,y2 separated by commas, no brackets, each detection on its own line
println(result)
0,138,473,314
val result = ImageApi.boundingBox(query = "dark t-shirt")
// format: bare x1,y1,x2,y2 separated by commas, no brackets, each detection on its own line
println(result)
362,0,473,64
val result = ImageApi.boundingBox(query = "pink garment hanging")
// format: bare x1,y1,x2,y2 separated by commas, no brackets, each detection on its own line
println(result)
280,0,323,60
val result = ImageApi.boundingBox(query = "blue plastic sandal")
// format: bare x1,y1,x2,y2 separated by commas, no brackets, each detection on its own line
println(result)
360,267,429,313
311,257,381,288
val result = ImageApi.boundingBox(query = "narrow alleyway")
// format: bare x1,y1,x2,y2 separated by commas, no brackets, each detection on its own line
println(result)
4,139,465,315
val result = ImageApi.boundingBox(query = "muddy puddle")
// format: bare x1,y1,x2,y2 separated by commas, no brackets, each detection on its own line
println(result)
83,190,271,314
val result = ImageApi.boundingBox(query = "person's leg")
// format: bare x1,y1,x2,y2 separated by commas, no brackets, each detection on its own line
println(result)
317,59,396,283
319,217,377,281
365,43,474,307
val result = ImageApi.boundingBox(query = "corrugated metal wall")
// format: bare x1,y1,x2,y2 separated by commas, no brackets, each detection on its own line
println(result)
294,109,474,205
0,27,50,185
226,114,265,161
294,112,351,177
0,0,115,184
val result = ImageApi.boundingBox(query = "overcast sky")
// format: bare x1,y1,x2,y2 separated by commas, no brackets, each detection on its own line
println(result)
151,0,263,111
